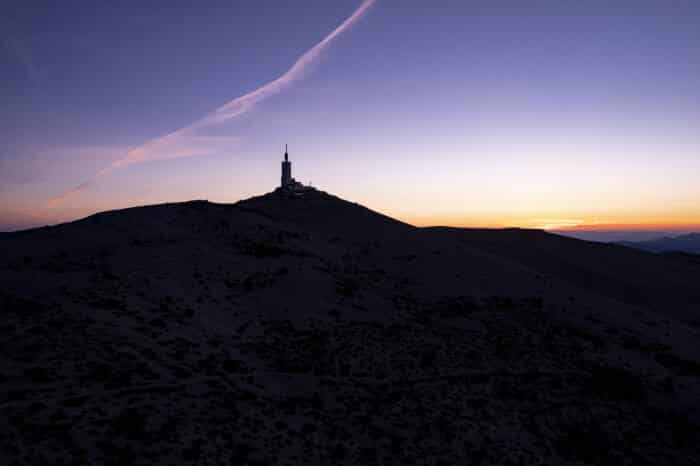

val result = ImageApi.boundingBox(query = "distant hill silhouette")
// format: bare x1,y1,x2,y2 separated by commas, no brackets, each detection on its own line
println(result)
617,232,700,255
1,189,699,465
554,229,673,243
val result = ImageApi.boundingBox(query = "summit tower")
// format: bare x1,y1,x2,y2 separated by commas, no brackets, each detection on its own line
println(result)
278,145,310,193
281,144,293,188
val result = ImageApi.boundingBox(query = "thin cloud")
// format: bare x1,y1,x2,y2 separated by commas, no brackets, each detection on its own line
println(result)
47,181,93,208
48,0,376,207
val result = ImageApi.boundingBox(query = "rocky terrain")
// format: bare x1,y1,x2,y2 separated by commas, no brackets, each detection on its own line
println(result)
1,189,699,465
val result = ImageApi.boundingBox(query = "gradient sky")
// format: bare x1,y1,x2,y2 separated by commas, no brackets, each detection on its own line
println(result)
2,0,700,233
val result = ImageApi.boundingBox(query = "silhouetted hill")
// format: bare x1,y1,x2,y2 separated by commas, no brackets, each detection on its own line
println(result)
617,232,700,254
426,227,700,322
238,189,413,240
554,229,673,243
661,250,700,265
1,190,699,465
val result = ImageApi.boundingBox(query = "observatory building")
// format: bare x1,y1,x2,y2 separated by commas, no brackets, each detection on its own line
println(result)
281,144,294,188
279,145,307,192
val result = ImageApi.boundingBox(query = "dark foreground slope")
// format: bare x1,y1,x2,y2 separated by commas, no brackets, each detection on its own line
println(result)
424,227,700,323
1,189,699,465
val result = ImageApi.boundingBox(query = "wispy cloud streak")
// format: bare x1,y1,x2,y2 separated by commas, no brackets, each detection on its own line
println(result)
49,0,376,206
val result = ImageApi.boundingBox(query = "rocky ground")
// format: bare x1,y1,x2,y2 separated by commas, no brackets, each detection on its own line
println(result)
1,190,699,465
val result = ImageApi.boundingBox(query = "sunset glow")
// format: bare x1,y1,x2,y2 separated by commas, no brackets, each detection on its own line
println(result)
2,1,699,237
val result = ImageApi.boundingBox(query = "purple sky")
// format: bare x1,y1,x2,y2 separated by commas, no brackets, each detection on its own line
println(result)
2,1,700,235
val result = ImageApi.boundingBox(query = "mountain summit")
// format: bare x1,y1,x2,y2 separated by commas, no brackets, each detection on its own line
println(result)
1,192,700,465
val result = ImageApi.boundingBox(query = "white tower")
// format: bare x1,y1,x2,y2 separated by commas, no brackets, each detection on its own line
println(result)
281,144,292,188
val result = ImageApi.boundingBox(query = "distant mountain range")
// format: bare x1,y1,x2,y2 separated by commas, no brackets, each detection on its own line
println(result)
616,233,700,254
555,230,674,243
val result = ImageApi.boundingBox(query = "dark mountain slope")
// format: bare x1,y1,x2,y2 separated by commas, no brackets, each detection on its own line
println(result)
424,227,700,323
237,189,413,241
1,191,699,465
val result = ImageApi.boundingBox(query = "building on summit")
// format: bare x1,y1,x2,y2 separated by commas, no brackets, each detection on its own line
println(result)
281,144,293,187
279,145,308,193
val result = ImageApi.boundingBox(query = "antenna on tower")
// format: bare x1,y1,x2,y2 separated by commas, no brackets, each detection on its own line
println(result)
284,144,288,161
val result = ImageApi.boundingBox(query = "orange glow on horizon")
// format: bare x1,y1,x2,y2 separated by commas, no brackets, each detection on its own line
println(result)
399,213,700,232
4,188,700,234
553,222,700,232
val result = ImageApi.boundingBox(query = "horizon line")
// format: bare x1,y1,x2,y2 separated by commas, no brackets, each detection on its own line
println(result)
3,194,700,235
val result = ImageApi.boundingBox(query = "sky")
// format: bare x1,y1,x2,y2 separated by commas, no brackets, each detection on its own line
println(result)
2,0,700,235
